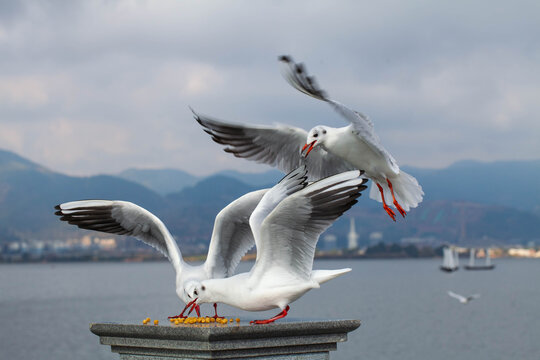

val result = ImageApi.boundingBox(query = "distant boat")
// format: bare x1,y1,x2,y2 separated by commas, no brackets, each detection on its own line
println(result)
440,247,459,272
464,248,495,270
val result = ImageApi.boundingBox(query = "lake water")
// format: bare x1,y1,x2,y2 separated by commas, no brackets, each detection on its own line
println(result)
0,259,538,360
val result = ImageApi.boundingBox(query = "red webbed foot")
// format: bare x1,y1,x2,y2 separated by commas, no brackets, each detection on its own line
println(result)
250,305,290,325
383,204,396,221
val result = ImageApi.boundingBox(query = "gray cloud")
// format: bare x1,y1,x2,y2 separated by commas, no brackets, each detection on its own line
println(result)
0,0,539,176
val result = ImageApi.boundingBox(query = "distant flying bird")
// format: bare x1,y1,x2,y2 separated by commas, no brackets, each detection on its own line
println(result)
279,55,424,221
447,291,480,304
186,166,368,324
55,189,268,319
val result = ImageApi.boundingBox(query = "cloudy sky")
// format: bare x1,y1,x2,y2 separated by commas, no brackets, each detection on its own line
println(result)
1,0,539,176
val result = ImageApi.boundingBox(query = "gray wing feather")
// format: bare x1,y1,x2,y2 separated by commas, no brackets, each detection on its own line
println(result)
194,109,354,181
204,189,269,279
250,170,368,282
55,200,182,270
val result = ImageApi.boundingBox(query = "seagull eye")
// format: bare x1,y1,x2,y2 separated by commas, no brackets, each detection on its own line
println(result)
201,286,206,291
322,130,327,134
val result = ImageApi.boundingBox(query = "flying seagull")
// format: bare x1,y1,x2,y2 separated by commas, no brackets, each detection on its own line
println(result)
279,55,424,221
186,166,368,324
447,291,480,304
54,189,268,318
194,57,423,221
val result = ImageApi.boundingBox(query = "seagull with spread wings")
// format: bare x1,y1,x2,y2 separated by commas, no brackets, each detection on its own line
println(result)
186,166,368,324
195,56,423,221
54,189,268,319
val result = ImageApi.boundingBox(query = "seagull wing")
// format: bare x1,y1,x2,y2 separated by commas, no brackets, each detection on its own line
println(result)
250,170,368,283
279,55,399,173
204,188,269,279
194,109,354,181
55,200,182,272
447,291,467,302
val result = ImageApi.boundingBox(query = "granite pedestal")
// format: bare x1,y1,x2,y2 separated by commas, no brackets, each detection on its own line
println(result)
90,319,360,359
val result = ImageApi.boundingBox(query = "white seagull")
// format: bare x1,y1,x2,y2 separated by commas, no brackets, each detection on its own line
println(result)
279,55,423,221
54,189,268,318
194,57,423,221
447,291,480,304
187,166,368,324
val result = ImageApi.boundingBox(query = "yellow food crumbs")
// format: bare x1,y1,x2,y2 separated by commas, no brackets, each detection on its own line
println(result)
154,320,159,325
236,318,240,323
229,318,233,322
210,318,216,322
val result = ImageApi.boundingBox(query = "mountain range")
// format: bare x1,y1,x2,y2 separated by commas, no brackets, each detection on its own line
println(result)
1,148,539,248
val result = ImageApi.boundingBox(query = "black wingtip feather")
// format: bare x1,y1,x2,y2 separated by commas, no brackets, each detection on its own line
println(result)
278,55,291,63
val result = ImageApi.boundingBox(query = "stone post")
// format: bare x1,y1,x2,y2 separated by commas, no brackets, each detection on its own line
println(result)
90,319,360,359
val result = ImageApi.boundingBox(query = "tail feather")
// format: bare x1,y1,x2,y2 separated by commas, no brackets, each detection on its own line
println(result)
369,170,424,211
311,268,351,285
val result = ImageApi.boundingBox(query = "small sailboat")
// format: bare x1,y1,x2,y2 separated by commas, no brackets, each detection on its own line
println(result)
440,247,459,272
464,248,495,270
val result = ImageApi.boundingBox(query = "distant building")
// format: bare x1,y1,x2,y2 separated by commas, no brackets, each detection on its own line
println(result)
347,218,359,250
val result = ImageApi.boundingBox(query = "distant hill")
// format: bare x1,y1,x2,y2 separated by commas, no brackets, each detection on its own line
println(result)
118,168,200,196
117,168,282,195
214,169,283,188
1,148,539,247
0,149,166,241
404,159,540,212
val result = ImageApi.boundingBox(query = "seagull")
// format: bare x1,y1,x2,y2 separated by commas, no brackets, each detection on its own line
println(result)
54,188,268,319
186,166,368,324
447,291,480,304
279,55,424,221
193,58,423,221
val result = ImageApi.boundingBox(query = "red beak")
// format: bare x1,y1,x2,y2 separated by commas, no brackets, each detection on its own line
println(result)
302,140,317,157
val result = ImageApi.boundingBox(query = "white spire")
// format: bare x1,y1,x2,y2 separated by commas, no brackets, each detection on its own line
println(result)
347,217,358,250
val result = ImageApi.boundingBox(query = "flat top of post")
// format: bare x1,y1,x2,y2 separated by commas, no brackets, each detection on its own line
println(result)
90,319,361,342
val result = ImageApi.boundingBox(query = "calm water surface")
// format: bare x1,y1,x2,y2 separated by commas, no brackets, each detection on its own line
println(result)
0,259,538,360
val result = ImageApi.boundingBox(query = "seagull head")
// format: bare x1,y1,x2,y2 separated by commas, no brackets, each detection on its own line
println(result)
302,126,329,157
186,281,209,305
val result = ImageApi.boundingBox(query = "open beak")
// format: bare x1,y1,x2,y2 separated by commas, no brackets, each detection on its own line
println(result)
301,140,317,157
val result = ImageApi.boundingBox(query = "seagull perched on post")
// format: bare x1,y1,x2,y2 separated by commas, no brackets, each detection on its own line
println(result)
54,189,268,319
187,166,368,324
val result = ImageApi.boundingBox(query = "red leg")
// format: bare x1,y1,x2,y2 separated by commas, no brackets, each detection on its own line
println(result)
168,299,196,319
377,183,396,221
386,179,406,218
212,303,224,319
186,301,201,317
250,305,290,325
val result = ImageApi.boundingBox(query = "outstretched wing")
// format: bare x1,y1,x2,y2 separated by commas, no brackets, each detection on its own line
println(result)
194,109,354,181
204,188,269,279
279,55,399,173
55,200,182,272
250,170,368,282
